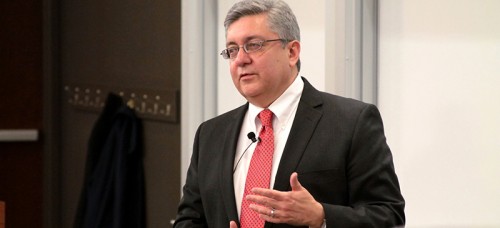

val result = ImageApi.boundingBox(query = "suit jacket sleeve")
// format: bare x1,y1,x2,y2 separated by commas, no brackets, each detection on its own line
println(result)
174,124,208,228
321,104,405,227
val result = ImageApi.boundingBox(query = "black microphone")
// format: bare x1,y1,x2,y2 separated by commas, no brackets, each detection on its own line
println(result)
233,132,260,173
248,132,258,143
248,132,262,143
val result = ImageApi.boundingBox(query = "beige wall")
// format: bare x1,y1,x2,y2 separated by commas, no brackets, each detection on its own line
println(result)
379,0,500,226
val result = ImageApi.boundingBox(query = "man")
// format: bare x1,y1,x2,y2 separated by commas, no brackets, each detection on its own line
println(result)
174,0,405,227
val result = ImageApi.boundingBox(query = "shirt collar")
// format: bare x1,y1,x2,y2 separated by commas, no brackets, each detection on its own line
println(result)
248,76,304,129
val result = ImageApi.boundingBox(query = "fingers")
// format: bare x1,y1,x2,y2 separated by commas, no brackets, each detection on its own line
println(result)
229,221,238,228
245,172,323,227
246,189,281,221
249,172,302,197
248,204,277,217
246,189,280,208
247,172,303,208
290,172,303,191
250,187,280,199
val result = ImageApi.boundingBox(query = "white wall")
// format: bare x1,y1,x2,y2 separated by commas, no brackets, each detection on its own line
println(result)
379,0,500,227
217,0,326,114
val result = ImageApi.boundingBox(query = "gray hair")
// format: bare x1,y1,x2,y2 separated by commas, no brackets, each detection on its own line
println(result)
224,0,301,71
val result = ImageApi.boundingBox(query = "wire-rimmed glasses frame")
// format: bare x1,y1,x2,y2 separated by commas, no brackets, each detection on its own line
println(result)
220,39,288,60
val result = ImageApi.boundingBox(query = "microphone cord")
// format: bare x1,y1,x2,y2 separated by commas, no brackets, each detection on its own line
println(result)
233,132,260,173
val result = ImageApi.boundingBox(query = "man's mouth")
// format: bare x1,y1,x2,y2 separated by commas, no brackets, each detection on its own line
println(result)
240,73,255,78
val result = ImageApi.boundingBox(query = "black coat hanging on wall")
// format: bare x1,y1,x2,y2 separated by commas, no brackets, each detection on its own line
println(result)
74,93,145,228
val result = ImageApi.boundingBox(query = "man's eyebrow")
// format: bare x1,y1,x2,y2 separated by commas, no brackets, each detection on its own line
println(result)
226,41,238,46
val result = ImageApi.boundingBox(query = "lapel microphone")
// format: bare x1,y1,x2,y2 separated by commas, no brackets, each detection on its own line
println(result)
233,132,261,173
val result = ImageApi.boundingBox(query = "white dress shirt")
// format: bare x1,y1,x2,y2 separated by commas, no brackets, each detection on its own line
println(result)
233,76,304,218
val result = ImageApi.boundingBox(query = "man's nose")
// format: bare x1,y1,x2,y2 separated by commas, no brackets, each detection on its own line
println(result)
233,48,251,65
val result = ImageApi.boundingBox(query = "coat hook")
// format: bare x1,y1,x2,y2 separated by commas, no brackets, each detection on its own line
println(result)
127,99,135,109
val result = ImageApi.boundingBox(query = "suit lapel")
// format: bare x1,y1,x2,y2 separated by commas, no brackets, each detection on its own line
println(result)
219,104,248,222
273,78,323,191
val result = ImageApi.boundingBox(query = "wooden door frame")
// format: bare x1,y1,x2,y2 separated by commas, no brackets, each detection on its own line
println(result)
42,0,60,227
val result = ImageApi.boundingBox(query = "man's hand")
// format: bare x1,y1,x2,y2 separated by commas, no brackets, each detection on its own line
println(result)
229,221,238,228
245,172,325,228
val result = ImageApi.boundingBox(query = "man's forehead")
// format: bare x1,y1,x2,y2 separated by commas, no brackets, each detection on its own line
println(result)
225,16,276,44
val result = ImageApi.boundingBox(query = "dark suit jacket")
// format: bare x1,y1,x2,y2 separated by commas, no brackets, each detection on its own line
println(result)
175,78,405,228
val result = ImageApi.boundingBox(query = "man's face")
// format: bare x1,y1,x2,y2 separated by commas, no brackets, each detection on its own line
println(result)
226,13,299,108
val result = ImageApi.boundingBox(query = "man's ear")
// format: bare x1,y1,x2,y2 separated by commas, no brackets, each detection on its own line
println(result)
288,40,301,67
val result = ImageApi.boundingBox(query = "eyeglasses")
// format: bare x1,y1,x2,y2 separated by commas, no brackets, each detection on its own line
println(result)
220,39,287,59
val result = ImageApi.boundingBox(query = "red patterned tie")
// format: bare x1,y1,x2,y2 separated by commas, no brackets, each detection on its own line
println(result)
240,109,274,228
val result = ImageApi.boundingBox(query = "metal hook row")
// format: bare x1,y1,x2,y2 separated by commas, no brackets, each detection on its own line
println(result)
64,84,178,123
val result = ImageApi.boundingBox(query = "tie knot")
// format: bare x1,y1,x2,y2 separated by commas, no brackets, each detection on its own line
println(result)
258,109,273,128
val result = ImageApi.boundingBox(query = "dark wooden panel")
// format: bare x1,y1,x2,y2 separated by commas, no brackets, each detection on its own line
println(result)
0,0,44,227
0,201,5,228
0,0,43,129
0,143,43,228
